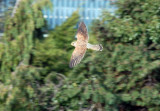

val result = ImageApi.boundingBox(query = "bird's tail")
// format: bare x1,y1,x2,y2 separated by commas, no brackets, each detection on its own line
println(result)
87,44,103,51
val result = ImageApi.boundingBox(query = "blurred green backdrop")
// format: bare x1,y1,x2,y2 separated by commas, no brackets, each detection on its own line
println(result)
1,0,160,111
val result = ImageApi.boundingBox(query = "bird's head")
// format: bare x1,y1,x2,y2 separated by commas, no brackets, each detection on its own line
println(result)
71,41,76,46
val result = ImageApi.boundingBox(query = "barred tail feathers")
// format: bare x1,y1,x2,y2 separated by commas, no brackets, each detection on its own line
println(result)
87,43,103,51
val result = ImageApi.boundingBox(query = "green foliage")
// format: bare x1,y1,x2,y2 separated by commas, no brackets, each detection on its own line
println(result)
1,0,51,77
0,65,42,111
82,0,160,110
0,0,52,110
92,0,160,46
34,0,160,110
32,11,79,73
50,43,160,110
1,0,160,110
0,42,4,59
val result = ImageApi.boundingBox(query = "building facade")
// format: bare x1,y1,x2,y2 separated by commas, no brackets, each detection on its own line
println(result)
44,0,116,29
0,0,116,32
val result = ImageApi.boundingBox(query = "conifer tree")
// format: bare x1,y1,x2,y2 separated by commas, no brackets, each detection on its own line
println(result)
1,0,160,110
32,11,79,74
0,0,51,110
47,0,160,110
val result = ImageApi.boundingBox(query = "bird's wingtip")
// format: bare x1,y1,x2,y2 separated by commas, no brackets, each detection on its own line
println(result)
69,63,73,68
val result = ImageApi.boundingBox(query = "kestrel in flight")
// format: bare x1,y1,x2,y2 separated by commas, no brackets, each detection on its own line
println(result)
69,22,103,68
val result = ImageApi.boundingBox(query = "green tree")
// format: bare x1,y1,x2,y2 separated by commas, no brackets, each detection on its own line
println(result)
48,0,160,111
32,11,80,74
92,0,160,46
0,0,51,110
1,0,160,110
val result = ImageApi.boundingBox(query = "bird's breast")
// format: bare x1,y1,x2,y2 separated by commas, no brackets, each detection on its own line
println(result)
75,41,87,47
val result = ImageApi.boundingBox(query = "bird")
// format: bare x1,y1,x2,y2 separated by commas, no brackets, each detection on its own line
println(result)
69,22,103,68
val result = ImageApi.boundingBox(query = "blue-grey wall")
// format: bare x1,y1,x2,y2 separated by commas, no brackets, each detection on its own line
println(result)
0,0,15,13
43,0,116,29
0,0,116,30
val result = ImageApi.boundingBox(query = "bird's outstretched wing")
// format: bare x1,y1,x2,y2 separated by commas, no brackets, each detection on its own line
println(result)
69,22,88,68
69,45,87,68
76,21,89,42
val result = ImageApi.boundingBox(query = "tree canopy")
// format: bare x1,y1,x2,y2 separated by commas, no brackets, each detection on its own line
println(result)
1,0,160,111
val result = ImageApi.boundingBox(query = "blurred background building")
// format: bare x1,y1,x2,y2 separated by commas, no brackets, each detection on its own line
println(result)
43,0,116,29
0,0,116,35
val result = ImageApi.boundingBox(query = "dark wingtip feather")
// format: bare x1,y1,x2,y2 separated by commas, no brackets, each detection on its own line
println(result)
78,22,87,33
69,60,74,68
69,63,73,68
69,59,78,68
79,21,85,25
79,21,85,28
69,56,83,68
